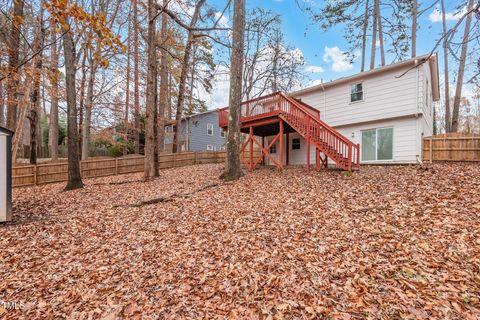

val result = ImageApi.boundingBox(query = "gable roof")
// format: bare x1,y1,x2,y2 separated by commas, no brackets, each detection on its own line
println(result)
291,53,440,101
0,126,14,136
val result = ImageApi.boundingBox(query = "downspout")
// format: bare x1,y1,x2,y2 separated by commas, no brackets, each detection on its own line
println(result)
321,80,326,119
415,62,422,164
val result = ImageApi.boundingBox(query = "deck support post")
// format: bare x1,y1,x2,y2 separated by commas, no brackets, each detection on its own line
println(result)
279,119,284,169
262,136,265,165
249,126,254,171
286,132,290,166
306,117,311,173
315,149,320,172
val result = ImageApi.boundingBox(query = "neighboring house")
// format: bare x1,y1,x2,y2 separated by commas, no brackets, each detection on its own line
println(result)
164,110,226,152
285,54,439,165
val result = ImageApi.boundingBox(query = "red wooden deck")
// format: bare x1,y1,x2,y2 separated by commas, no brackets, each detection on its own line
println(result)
219,92,360,172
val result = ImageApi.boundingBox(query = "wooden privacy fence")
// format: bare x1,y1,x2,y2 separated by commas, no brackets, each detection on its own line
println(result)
12,151,235,188
423,133,480,162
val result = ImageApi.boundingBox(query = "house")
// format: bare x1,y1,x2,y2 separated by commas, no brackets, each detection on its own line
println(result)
218,54,439,170
0,126,13,222
164,110,226,152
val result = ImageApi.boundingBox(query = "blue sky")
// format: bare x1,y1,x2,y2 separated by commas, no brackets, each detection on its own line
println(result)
206,0,468,107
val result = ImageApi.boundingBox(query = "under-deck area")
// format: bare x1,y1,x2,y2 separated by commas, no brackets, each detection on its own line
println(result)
218,92,360,172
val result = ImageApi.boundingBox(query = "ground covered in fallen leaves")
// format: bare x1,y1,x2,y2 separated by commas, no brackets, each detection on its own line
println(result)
1,163,480,319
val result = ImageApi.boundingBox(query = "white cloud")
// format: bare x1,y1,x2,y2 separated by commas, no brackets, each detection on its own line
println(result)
214,12,229,28
323,46,353,72
304,65,325,73
428,5,467,23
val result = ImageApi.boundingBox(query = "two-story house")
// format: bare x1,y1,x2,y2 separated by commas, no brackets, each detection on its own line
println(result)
164,110,225,152
258,54,439,166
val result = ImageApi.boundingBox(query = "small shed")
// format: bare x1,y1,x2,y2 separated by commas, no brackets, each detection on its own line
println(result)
0,126,13,222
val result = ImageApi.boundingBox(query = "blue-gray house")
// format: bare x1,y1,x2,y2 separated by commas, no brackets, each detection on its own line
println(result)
164,110,226,152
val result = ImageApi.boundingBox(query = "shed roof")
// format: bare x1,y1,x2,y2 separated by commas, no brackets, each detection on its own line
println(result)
0,126,14,136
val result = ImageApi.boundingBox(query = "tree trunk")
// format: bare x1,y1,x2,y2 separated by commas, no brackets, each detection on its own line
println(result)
451,0,474,132
369,0,378,70
124,8,132,156
133,0,140,154
220,0,245,181
144,0,159,180
63,27,83,190
172,0,206,154
77,46,88,153
158,2,169,153
6,0,25,131
411,0,417,58
376,0,385,66
81,56,96,160
441,0,451,133
360,0,369,72
29,16,45,165
49,30,59,160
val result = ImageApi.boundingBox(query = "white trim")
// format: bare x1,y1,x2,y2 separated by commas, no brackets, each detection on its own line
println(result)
207,123,213,136
350,82,364,103
360,126,394,162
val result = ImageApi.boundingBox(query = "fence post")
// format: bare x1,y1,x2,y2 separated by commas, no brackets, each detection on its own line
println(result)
33,165,37,186
194,151,197,165
115,158,119,175
173,153,176,168
429,138,433,163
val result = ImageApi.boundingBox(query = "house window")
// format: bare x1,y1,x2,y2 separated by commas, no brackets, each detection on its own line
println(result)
207,145,214,151
207,123,213,136
361,127,393,161
351,83,363,102
220,129,225,138
269,143,277,154
292,138,301,150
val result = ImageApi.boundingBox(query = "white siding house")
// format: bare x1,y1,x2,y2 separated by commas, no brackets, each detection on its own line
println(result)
265,54,439,165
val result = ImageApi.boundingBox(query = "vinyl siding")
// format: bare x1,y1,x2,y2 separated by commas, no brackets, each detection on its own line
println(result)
164,111,225,152
262,116,420,165
295,64,425,127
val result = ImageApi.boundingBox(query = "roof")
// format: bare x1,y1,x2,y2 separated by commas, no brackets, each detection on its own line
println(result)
0,126,14,136
291,53,440,101
165,109,219,126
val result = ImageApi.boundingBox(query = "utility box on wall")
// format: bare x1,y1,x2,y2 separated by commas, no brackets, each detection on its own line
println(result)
0,126,13,222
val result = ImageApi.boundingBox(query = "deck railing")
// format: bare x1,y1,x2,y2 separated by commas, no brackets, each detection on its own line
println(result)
218,92,360,170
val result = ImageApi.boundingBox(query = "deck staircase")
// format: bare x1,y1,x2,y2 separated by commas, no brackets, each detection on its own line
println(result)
219,92,360,171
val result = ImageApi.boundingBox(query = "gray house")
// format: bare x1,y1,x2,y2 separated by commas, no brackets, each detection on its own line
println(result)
164,110,226,152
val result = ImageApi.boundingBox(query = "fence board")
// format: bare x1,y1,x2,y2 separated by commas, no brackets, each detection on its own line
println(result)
423,133,480,162
12,151,232,188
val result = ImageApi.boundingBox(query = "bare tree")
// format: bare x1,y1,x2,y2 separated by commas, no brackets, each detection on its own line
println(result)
369,0,378,70
124,5,132,156
172,0,206,154
411,0,417,58
220,0,245,181
158,0,169,154
376,0,385,66
451,0,474,132
63,23,83,190
441,0,450,132
29,12,45,165
6,0,25,131
48,29,60,160
144,0,159,180
360,0,370,72
133,0,140,154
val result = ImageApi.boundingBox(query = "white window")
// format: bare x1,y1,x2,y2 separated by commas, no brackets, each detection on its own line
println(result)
207,123,213,136
207,145,214,151
351,83,363,102
220,129,225,138
269,143,277,154
361,127,393,161
292,138,301,150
